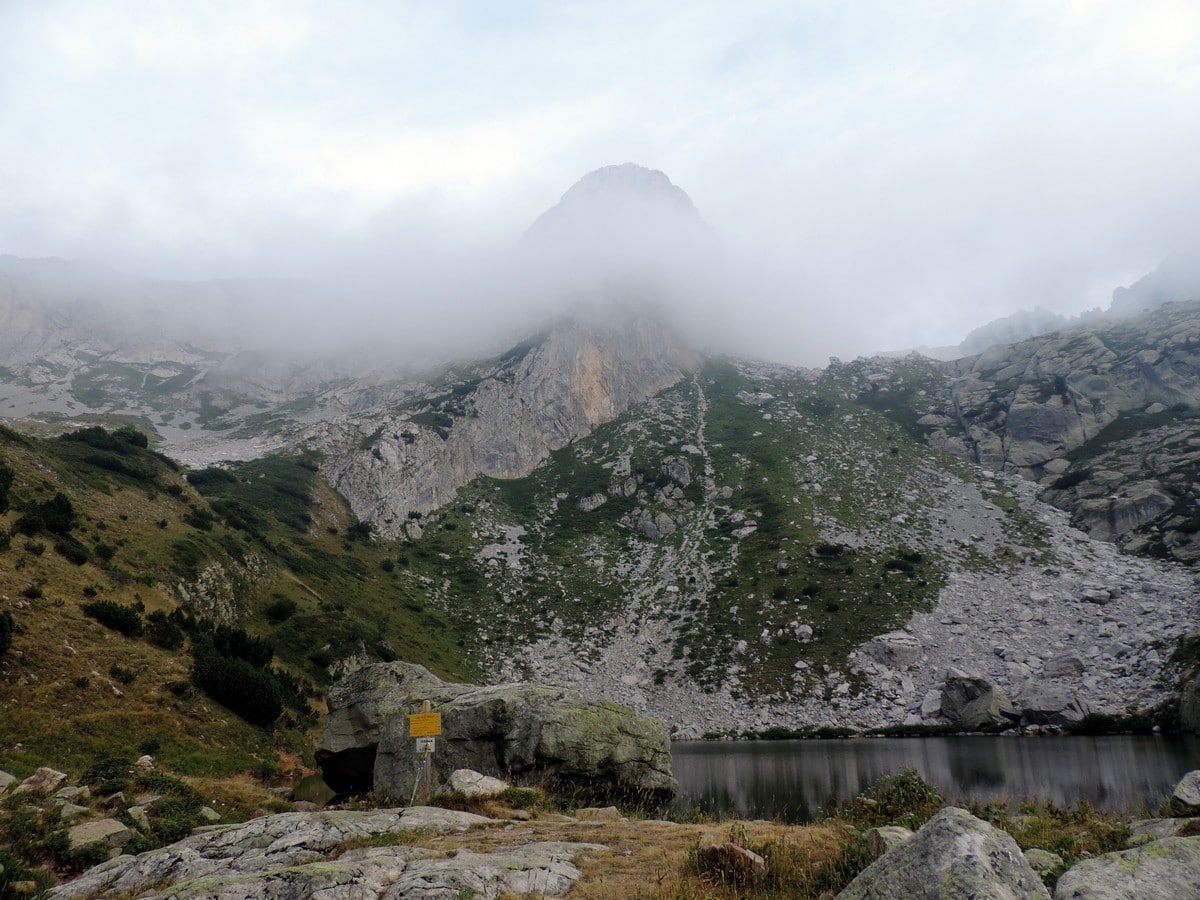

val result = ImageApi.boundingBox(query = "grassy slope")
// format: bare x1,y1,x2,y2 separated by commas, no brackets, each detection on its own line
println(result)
379,355,1049,702
0,426,474,781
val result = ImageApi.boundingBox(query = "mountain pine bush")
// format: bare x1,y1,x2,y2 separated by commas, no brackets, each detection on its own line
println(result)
190,640,282,727
15,492,75,536
0,461,13,512
0,610,14,655
80,600,144,638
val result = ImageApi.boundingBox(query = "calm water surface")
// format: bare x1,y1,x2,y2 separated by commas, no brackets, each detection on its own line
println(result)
671,735,1200,822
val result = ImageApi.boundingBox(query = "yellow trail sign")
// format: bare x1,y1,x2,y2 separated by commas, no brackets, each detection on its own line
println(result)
408,712,442,737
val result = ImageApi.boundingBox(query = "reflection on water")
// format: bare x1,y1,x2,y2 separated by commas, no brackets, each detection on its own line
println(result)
671,735,1200,823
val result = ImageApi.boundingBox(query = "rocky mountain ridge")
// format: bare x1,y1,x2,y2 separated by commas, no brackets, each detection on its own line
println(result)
3,164,1200,741
913,299,1200,563
316,303,699,537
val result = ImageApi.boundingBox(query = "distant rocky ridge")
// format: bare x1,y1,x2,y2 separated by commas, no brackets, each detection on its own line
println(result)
911,250,1200,361
957,306,1076,356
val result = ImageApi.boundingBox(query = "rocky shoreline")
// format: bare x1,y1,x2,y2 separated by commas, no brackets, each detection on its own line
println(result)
6,761,1198,899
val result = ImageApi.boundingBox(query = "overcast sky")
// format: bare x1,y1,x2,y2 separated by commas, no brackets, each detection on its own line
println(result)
2,1,1199,363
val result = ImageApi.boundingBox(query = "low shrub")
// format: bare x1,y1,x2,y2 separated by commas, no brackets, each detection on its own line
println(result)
182,507,215,531
211,625,273,668
969,798,1129,888
150,796,203,843
0,462,12,512
81,600,144,638
830,768,944,831
145,610,185,650
83,751,132,795
685,822,872,896
54,536,90,565
185,467,237,488
264,596,297,623
109,663,137,684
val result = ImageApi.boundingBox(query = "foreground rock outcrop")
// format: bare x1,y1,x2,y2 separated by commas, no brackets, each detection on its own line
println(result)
316,662,676,801
836,806,1050,899
50,806,601,899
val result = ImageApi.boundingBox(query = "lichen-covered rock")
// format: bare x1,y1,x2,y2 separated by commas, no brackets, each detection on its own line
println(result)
448,769,509,798
940,670,1020,729
1020,685,1089,725
315,661,462,794
318,662,676,802
50,807,493,898
1024,848,1064,876
51,807,598,899
13,766,68,795
1053,836,1200,899
836,807,1050,899
1129,819,1193,843
0,769,15,794
1169,770,1200,816
66,817,131,850
865,825,913,860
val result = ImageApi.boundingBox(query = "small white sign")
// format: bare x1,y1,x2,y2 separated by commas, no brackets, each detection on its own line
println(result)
414,736,436,754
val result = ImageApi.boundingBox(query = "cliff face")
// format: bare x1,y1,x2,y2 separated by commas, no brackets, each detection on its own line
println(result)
323,306,699,536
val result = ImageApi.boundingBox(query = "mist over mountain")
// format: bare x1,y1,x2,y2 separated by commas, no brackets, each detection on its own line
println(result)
3,158,1200,830
898,251,1200,361
1111,251,1200,318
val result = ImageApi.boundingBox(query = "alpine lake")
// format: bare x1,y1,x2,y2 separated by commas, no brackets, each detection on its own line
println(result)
671,734,1200,822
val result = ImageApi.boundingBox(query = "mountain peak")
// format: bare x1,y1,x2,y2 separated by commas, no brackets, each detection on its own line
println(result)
556,163,698,214
523,163,706,246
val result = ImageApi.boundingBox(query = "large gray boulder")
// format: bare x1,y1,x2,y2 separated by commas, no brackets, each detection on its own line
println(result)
940,670,1020,729
1020,685,1090,726
315,662,455,792
66,817,131,851
1053,836,1200,899
1170,770,1200,816
317,662,676,801
836,806,1050,899
862,631,924,670
13,766,68,795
